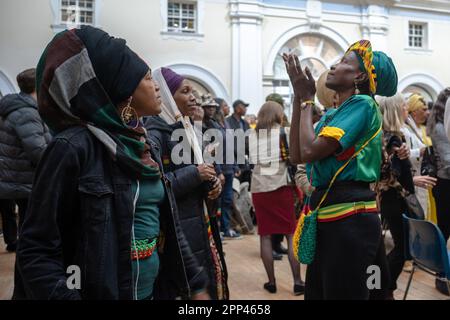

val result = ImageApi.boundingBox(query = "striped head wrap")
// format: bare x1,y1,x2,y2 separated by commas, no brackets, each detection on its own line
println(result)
346,40,377,95
346,40,398,97
36,27,160,179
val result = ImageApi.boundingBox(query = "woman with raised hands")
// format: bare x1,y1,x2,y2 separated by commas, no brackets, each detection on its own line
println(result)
286,40,397,300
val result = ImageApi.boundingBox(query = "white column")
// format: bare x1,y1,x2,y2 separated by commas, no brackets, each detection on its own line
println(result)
306,0,322,29
361,5,389,53
230,0,263,115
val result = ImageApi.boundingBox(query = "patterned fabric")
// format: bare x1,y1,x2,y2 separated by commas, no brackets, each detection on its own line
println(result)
346,40,377,95
377,131,409,195
131,238,158,261
293,201,317,265
203,203,227,300
317,200,378,222
280,128,289,162
36,28,160,179
346,40,398,97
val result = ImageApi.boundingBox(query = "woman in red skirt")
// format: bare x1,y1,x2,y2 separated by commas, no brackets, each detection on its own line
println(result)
250,101,305,295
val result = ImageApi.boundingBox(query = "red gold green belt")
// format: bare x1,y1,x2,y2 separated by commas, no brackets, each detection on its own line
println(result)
317,200,378,222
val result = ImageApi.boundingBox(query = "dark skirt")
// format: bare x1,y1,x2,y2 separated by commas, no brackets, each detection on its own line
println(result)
305,181,390,300
252,186,297,236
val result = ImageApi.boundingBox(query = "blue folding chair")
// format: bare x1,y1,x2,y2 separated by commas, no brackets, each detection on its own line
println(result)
402,214,450,300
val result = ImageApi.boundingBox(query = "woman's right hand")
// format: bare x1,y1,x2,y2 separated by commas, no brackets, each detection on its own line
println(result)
282,53,316,102
197,164,216,181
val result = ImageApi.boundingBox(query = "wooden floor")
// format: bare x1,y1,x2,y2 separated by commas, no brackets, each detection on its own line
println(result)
0,233,447,300
224,232,449,300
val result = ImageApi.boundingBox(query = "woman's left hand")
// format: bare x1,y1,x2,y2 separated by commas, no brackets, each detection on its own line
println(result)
208,177,222,200
413,175,437,189
393,143,410,160
282,53,316,101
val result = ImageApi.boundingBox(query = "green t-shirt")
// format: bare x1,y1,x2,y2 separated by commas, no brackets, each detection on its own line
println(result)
306,95,382,188
131,178,165,300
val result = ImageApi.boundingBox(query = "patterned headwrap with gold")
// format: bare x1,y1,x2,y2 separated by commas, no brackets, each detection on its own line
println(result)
346,39,398,97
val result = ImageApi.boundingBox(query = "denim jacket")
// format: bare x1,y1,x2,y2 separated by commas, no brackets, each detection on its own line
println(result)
16,126,207,300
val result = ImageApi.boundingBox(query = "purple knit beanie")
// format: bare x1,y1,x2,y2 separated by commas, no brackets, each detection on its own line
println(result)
161,67,185,96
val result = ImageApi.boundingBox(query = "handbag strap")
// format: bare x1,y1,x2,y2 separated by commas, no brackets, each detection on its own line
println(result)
315,125,383,211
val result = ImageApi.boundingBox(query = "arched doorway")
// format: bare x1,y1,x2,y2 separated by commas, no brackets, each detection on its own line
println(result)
0,70,16,98
398,73,443,103
271,34,345,116
402,84,435,104
185,77,212,98
168,63,230,102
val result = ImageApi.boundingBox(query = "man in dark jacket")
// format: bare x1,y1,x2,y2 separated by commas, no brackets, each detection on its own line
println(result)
0,68,51,252
202,96,242,239
225,99,252,185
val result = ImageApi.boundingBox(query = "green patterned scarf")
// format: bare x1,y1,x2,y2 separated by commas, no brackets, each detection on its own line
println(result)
36,28,160,179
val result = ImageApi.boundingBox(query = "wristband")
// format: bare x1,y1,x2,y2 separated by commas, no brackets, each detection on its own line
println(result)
300,100,315,110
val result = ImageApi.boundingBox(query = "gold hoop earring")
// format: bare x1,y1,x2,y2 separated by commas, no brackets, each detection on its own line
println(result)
121,97,139,129
354,81,360,95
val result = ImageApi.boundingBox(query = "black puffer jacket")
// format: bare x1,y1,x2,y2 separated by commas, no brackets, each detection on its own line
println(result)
145,116,228,300
0,93,52,199
17,126,208,300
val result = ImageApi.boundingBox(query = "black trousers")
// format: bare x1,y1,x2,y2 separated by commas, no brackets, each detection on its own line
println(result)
11,199,29,300
0,199,17,246
305,213,390,300
380,188,407,291
433,177,450,243
272,234,284,248
0,199,28,246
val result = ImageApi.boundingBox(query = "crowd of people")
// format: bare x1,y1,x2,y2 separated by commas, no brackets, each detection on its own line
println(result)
0,26,449,300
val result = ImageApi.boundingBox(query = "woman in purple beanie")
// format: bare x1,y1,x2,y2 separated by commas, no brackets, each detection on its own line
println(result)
144,67,229,300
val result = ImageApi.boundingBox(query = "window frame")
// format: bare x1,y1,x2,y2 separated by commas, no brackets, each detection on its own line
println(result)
160,0,205,40
60,0,95,26
167,1,197,34
50,0,101,34
408,21,427,49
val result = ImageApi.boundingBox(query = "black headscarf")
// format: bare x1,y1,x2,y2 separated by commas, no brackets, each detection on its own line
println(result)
75,26,149,105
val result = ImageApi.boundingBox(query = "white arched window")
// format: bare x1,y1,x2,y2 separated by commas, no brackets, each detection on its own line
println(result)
0,71,16,98
398,73,444,103
272,34,344,116
186,77,210,97
168,63,230,102
402,85,435,103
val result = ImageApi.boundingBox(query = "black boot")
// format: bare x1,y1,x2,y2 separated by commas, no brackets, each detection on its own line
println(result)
272,250,283,261
435,278,450,296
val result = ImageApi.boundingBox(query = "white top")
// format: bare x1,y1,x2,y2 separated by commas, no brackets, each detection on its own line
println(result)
250,124,291,194
402,117,425,176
